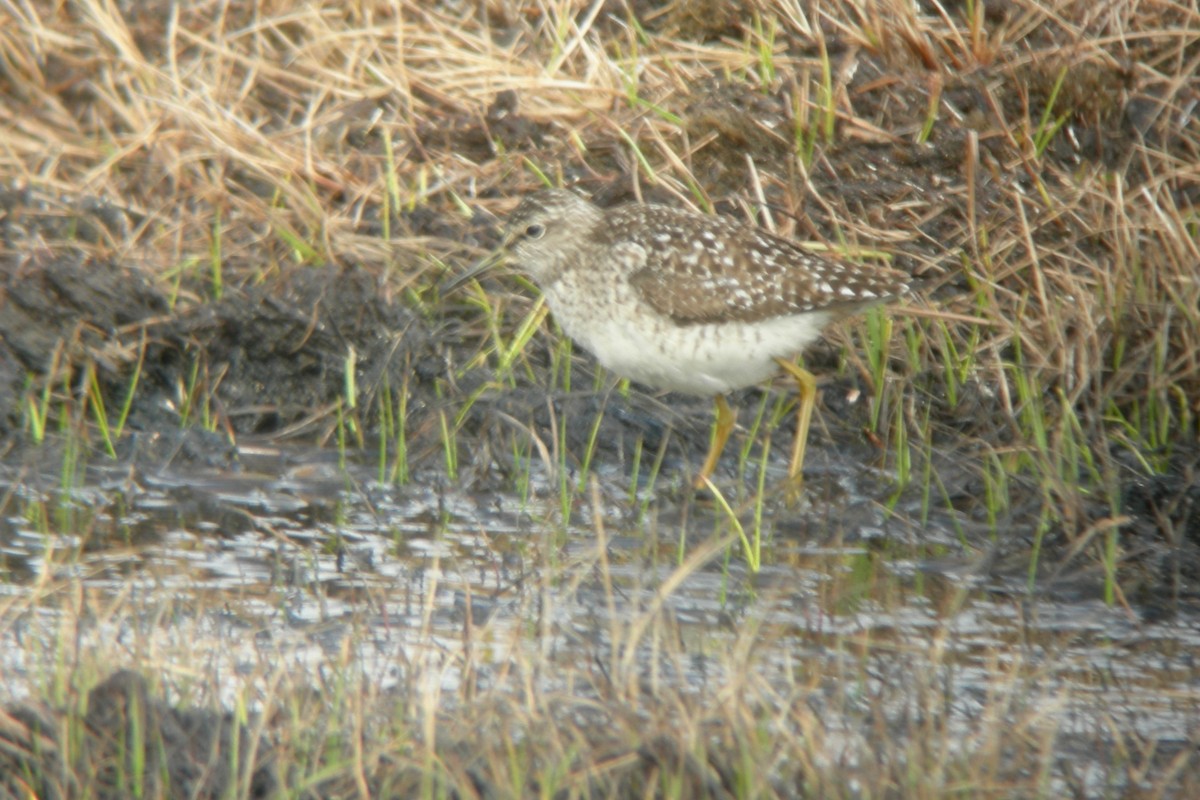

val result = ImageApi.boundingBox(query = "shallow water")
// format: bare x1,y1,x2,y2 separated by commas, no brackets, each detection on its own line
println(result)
1,439,1196,795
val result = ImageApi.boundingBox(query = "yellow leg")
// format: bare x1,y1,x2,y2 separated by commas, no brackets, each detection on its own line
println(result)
774,357,817,487
695,394,736,488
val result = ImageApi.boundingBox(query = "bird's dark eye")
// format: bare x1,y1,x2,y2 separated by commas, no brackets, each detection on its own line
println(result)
524,223,545,239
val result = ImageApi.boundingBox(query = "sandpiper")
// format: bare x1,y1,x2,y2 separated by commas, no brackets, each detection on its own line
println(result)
452,189,910,489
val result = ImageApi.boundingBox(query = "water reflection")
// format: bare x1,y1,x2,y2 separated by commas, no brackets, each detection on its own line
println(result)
0,440,1196,795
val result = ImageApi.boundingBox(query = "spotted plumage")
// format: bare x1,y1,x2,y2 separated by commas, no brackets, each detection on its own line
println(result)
603,203,904,324
456,188,911,489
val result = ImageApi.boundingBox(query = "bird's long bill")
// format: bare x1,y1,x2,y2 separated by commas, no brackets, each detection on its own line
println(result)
441,247,506,295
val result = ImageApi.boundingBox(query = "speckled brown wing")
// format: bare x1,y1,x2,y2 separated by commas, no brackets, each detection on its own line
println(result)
604,204,908,325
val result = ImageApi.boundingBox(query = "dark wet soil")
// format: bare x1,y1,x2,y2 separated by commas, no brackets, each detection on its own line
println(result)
0,670,276,800
2,248,1196,613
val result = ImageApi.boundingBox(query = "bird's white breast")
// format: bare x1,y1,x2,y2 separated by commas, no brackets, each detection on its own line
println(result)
543,277,831,396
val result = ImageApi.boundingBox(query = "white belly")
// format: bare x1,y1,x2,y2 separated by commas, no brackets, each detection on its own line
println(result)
545,282,830,396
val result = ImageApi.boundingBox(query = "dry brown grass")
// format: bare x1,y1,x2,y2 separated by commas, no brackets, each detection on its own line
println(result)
4,0,1195,426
